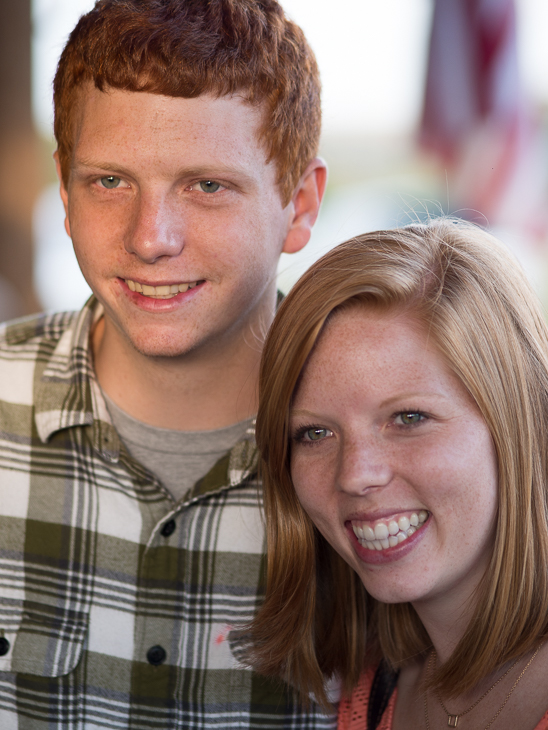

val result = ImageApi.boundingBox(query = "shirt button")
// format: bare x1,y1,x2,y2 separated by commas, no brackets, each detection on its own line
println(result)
161,519,176,537
146,645,167,666
0,637,10,656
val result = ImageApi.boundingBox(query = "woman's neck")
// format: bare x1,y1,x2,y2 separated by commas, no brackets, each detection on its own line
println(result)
412,589,477,664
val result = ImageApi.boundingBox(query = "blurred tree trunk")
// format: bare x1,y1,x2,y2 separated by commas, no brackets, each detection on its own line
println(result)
0,0,43,320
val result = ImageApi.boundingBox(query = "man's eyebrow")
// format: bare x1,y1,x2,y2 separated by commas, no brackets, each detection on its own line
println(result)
173,166,259,186
72,158,125,173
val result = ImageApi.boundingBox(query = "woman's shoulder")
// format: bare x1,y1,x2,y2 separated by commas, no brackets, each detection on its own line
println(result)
336,660,548,730
337,665,397,730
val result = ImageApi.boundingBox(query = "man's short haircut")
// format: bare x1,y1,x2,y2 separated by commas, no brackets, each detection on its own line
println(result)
53,0,321,206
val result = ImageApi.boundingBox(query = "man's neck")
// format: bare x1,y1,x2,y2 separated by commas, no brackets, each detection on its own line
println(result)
92,317,263,431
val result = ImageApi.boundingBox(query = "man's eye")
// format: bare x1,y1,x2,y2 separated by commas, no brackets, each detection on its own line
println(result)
395,412,424,426
99,176,123,189
198,180,222,193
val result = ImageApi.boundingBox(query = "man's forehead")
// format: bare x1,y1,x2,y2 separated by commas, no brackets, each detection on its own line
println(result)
69,83,270,167
71,82,264,134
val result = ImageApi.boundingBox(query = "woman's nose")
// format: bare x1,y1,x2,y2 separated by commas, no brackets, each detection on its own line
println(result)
336,436,393,496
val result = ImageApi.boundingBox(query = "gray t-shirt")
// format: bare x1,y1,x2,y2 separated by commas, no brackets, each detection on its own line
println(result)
103,391,254,501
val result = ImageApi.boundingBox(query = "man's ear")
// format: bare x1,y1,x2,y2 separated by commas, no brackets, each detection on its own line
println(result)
53,151,71,239
282,157,327,255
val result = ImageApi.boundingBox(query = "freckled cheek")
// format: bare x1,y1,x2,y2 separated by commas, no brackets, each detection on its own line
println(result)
422,456,498,551
189,213,280,275
69,217,122,260
194,218,264,270
291,461,336,529
290,461,308,505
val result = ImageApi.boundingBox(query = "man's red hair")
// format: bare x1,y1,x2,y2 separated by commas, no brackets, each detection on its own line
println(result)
53,0,321,205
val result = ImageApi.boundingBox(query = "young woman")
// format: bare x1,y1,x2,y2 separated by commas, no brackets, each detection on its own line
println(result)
247,219,548,729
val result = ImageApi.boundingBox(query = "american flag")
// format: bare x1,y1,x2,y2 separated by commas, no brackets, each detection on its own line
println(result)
420,0,547,241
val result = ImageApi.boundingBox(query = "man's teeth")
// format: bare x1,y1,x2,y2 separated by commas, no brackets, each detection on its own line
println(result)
352,510,428,551
126,280,199,299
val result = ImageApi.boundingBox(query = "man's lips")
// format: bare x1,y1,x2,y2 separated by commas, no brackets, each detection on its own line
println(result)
124,278,203,299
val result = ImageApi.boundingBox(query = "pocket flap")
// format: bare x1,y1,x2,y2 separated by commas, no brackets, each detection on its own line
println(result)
0,602,88,677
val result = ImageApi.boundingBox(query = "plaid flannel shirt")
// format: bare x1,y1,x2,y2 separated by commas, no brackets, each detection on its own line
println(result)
0,298,336,729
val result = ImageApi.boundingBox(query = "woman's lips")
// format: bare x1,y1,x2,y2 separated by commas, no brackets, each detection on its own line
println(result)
352,510,428,549
346,512,430,564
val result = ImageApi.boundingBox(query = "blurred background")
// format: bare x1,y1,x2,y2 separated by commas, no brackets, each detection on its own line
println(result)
1,0,548,321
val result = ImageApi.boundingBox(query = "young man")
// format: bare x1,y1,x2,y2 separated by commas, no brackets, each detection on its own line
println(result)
0,0,331,727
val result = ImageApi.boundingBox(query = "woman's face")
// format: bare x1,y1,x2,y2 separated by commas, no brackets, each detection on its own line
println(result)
289,307,498,610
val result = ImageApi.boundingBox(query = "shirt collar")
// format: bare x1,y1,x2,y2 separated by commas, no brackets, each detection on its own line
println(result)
33,296,258,488
33,297,113,446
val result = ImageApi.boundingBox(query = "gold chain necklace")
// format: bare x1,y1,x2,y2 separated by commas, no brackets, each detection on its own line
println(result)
429,652,520,727
423,642,543,729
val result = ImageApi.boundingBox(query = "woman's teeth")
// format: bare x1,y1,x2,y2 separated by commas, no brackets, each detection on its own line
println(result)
126,280,199,299
352,510,428,550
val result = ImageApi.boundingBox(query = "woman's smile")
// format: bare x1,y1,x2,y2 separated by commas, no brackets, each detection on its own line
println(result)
351,509,429,549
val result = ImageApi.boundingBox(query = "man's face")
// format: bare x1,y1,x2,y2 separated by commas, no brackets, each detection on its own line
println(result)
58,86,299,360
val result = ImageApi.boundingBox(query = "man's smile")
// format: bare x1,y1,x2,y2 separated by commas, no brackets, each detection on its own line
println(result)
124,279,203,299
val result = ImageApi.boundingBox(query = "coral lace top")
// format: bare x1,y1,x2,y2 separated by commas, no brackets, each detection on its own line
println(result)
338,666,548,730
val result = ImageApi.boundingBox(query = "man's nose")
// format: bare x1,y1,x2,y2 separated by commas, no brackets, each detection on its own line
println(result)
125,191,184,263
336,435,393,496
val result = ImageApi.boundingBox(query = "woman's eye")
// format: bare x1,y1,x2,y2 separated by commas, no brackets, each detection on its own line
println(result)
198,180,222,193
395,412,424,426
298,427,332,442
307,427,329,440
99,176,124,189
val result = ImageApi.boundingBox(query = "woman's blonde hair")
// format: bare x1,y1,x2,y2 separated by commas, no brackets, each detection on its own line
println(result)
248,218,548,707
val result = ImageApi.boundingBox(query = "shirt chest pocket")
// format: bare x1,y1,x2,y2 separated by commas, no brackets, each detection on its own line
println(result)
0,603,88,677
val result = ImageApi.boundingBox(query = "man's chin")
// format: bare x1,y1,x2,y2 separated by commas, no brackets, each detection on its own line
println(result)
128,337,198,360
